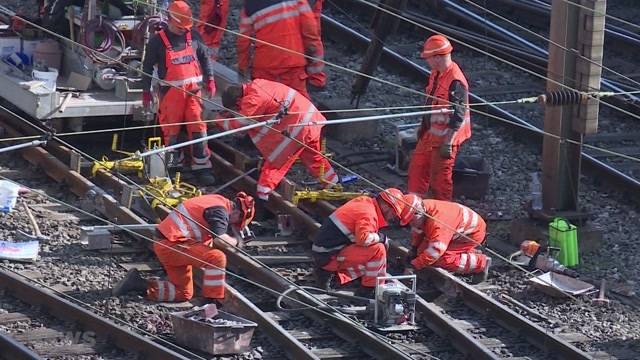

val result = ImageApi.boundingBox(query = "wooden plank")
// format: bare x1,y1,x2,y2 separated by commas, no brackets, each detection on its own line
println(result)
10,328,63,342
559,332,591,343
253,255,314,264
0,312,30,325
288,328,332,341
119,262,163,272
245,240,307,248
33,343,96,356
311,347,361,359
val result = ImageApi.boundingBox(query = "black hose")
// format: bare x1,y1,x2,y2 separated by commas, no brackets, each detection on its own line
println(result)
82,17,126,64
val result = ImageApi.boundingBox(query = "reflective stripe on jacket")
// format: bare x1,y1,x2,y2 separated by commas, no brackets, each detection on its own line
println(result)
411,199,485,269
312,196,387,254
422,61,471,146
217,79,324,168
158,194,233,243
158,30,203,89
237,0,320,71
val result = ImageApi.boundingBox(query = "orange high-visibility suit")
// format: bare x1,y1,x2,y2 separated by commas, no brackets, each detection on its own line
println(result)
142,28,214,170
312,196,389,287
410,199,487,274
217,79,338,200
407,61,471,200
198,0,229,60
306,0,326,88
237,0,322,99
148,195,232,301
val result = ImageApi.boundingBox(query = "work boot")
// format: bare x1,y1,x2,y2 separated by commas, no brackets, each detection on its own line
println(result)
354,286,376,299
253,198,273,221
471,257,492,284
315,269,334,292
194,169,216,186
112,269,147,296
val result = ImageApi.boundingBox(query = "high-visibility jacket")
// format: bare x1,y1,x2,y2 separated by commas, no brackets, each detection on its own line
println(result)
158,194,233,244
312,196,387,255
410,199,485,269
158,30,203,90
421,61,471,146
218,79,324,168
237,0,321,72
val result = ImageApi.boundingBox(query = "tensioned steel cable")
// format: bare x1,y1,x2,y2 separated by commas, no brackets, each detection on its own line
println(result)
0,4,632,299
461,0,640,93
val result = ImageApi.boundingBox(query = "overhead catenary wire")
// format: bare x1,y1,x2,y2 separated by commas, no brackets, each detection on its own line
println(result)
0,3,633,301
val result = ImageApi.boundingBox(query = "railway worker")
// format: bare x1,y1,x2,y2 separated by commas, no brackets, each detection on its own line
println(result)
112,192,256,302
198,0,229,61
400,194,491,283
306,0,327,90
220,79,339,202
142,0,217,185
237,0,323,99
311,188,406,297
407,34,471,201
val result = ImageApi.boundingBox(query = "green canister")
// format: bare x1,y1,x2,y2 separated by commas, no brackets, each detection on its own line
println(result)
548,218,579,267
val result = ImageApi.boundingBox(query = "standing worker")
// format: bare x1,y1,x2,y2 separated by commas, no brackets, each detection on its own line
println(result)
142,0,217,185
112,192,255,302
220,79,339,202
306,0,326,90
312,188,406,297
237,0,323,99
407,34,471,200
198,0,229,61
400,194,490,283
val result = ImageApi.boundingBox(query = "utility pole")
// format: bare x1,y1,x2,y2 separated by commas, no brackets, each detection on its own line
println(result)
541,0,605,214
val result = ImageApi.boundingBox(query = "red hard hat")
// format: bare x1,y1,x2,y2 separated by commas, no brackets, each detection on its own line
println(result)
399,194,422,226
421,34,453,58
235,192,255,229
167,1,193,30
378,188,405,219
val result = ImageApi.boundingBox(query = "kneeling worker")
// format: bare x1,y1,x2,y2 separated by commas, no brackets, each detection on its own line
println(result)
112,192,255,302
400,194,490,283
311,188,405,297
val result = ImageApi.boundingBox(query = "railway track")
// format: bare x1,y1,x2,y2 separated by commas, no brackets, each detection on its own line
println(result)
321,1,640,195
0,86,612,359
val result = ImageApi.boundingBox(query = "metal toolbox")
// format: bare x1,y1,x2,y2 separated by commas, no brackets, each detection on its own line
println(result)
170,309,258,355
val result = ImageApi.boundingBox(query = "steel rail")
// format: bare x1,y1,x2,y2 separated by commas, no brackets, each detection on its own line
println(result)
0,269,190,360
0,332,41,360
320,13,640,196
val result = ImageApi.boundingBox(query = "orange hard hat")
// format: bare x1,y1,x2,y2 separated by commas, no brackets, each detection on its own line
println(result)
520,240,541,257
377,188,405,219
235,192,255,230
399,194,422,226
421,34,453,58
167,1,193,30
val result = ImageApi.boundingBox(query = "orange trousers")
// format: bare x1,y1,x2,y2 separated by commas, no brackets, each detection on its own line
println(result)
158,87,212,169
307,0,326,88
147,239,226,301
198,0,229,60
417,223,487,274
322,243,386,288
407,141,459,200
252,67,310,99
256,137,338,200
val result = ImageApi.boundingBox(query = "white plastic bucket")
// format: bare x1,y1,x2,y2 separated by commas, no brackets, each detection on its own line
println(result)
0,180,20,213
32,68,58,92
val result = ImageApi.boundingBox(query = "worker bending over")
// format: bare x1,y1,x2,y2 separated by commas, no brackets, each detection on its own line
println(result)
198,0,229,61
220,79,339,202
142,0,216,185
237,0,323,99
407,34,471,200
401,194,490,283
112,193,255,302
312,188,405,297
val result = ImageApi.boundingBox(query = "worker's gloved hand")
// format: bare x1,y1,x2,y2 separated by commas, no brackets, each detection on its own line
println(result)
206,79,216,98
378,233,390,250
439,143,453,159
142,91,152,110
406,246,417,265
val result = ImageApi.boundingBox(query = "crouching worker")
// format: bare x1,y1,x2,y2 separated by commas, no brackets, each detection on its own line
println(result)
311,188,405,297
400,194,491,283
112,192,255,302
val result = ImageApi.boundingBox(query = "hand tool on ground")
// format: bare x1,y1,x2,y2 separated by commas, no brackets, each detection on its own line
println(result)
17,202,50,242
591,279,610,306
510,240,578,277
292,187,370,205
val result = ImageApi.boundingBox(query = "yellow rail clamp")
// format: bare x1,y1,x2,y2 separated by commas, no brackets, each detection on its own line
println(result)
144,174,202,208
292,188,369,205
